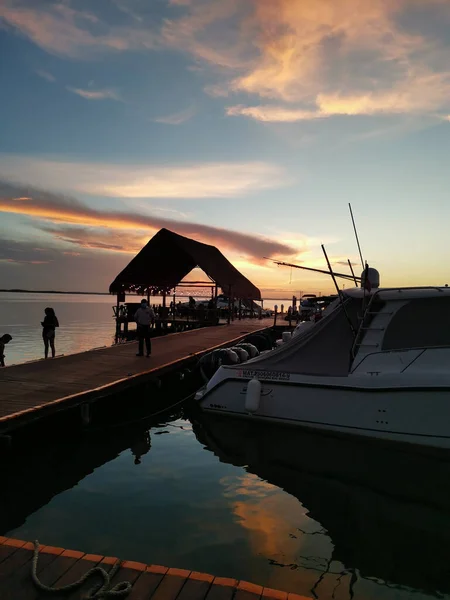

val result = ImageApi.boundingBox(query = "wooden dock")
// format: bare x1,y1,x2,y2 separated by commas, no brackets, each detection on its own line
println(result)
0,536,305,600
0,319,274,435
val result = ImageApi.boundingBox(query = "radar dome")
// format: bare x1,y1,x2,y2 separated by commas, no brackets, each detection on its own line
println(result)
361,267,380,289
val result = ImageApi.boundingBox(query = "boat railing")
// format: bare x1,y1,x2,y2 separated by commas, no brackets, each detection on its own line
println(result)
351,345,450,374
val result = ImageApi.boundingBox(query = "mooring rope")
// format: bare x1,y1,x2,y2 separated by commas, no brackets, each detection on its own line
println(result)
31,540,132,599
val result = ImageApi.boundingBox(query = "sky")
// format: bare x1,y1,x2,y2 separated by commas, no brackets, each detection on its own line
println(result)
1,0,450,296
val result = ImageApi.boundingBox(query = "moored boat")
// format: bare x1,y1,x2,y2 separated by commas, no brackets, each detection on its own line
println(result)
195,268,450,451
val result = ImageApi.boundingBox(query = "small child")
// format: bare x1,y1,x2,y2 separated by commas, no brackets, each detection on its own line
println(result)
0,334,12,367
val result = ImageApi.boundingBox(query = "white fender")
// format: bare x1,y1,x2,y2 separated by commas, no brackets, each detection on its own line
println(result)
245,378,261,414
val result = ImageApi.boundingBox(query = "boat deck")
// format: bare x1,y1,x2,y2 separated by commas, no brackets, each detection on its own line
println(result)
0,319,273,434
0,537,305,600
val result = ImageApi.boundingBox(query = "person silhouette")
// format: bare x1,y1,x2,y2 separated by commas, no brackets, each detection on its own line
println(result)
41,307,59,359
0,334,12,367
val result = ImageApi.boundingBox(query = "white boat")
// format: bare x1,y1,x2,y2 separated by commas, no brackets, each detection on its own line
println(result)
191,414,450,595
195,268,450,451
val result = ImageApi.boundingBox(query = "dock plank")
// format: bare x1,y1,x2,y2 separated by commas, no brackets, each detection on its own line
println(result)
0,536,24,564
0,319,273,431
1,546,64,600
126,569,166,600
150,569,190,600
44,553,105,600
107,563,146,597
234,580,264,600
177,573,214,600
0,538,303,600
30,549,86,597
0,541,35,582
205,578,237,600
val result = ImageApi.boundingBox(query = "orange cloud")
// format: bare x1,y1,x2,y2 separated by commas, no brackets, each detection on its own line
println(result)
1,258,50,265
174,0,450,121
0,180,298,261
226,105,323,123
3,0,450,121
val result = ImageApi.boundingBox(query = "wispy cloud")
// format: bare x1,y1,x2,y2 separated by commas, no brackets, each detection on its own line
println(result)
154,105,196,125
0,180,298,261
0,238,130,292
35,69,55,83
0,0,155,58
66,87,120,101
0,155,290,199
111,0,143,23
3,0,450,125
226,105,323,123
1,258,50,265
45,226,140,253
227,74,450,122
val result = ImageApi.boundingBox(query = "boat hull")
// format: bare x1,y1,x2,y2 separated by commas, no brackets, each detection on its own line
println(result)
197,376,450,450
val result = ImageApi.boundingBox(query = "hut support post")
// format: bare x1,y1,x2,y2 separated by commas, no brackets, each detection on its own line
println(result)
115,293,120,343
238,298,242,320
227,286,232,324
172,291,176,328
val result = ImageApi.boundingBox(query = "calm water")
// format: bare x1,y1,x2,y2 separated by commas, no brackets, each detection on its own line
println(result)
2,407,450,600
0,292,116,365
2,293,449,599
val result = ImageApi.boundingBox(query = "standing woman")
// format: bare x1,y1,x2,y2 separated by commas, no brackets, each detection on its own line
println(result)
41,307,59,359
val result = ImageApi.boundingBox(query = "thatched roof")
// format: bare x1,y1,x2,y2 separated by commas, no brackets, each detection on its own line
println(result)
109,228,261,300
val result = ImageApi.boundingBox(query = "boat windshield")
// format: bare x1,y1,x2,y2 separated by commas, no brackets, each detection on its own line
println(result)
382,297,450,350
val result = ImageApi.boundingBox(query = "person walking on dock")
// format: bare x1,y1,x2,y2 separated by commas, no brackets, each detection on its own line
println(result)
0,334,12,367
41,307,59,359
134,299,155,357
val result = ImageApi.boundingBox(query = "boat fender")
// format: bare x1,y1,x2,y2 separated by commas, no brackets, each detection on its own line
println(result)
236,343,259,358
230,347,249,363
198,351,222,381
245,334,272,351
245,378,261,413
217,348,239,365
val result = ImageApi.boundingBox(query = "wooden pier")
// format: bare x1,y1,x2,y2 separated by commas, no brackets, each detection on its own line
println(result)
0,319,275,436
0,536,306,600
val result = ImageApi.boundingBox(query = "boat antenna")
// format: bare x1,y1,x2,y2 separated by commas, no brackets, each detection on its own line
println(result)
349,203,364,270
321,245,341,296
347,259,357,286
322,245,356,335
264,258,361,283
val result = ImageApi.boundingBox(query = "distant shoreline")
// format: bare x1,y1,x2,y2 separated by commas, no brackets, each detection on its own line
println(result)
0,289,109,295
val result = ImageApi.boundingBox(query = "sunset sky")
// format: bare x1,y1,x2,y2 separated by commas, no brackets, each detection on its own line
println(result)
1,0,450,296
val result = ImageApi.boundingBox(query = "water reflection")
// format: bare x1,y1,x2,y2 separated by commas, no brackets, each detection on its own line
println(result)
2,405,450,600
191,413,450,599
131,431,152,465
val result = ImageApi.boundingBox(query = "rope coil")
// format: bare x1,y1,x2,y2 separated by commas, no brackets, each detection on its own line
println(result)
31,540,132,599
